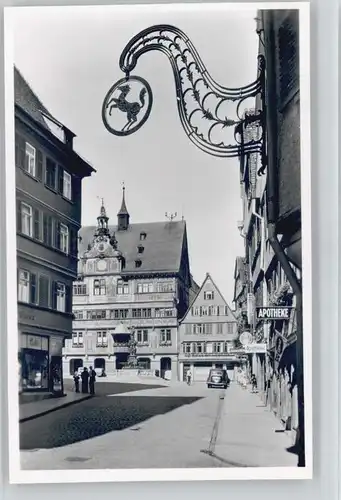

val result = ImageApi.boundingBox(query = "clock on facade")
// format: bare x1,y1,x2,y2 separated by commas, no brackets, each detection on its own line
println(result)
96,259,108,272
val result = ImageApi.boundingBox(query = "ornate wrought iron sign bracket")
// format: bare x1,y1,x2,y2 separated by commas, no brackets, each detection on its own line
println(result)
102,24,267,174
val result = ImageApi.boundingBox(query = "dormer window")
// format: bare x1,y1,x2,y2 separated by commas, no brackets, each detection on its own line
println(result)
140,232,147,241
135,259,142,268
137,244,144,254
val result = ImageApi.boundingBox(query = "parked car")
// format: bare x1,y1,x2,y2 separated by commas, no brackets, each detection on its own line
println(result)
207,368,230,389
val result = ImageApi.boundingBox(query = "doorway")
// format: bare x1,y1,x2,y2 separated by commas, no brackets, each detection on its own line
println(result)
69,358,83,375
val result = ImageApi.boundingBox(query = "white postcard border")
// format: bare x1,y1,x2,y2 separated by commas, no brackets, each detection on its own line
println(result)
4,1,312,483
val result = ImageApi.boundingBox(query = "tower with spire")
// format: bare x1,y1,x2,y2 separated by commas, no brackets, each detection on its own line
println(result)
117,184,130,231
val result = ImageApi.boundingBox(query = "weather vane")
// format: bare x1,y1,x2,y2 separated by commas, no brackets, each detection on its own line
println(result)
165,212,177,222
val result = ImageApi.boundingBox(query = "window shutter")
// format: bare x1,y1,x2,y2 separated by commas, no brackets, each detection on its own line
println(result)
52,281,58,309
65,285,72,313
58,167,64,194
30,273,37,304
33,209,40,240
71,176,81,203
15,134,19,167
54,220,61,249
43,214,53,246
16,200,22,233
70,228,78,256
39,275,49,307
36,149,43,181
17,135,25,169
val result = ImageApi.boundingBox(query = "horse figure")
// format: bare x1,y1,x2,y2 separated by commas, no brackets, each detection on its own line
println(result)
106,84,147,132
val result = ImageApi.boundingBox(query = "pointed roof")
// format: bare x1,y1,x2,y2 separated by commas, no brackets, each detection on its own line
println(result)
14,66,60,131
117,185,129,216
181,272,237,323
98,198,108,220
78,220,187,274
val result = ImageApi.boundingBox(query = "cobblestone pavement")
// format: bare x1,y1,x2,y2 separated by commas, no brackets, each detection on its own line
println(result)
20,381,297,470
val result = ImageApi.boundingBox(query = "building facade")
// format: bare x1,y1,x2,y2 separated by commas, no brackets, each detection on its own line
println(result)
178,273,239,382
235,10,302,448
62,190,195,380
15,67,95,394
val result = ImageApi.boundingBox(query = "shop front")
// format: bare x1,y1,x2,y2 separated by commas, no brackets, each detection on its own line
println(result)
20,333,64,395
21,333,49,391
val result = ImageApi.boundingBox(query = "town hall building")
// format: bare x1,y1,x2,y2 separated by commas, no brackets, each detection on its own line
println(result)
62,188,197,380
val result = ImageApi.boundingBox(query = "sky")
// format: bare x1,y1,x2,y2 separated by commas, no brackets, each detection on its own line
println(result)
11,4,259,305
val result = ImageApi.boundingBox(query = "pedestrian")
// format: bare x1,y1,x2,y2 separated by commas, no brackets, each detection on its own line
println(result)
81,367,89,394
251,373,257,393
73,370,80,393
89,366,96,395
186,369,192,386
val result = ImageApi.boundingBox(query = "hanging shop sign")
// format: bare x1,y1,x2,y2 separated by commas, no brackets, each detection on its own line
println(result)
243,343,267,354
256,306,294,321
274,331,287,369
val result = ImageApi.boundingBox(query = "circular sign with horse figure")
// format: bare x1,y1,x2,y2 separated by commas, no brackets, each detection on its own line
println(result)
102,76,153,136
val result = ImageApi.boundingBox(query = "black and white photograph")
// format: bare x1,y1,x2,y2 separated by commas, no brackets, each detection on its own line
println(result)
4,2,312,483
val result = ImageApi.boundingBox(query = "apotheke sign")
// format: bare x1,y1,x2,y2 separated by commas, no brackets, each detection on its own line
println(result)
256,306,293,320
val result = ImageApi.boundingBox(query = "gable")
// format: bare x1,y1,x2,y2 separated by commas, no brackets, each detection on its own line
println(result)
181,273,236,324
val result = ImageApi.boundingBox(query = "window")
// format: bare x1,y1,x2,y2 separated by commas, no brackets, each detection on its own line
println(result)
73,284,87,295
45,158,57,189
137,244,144,254
140,232,146,241
213,342,222,353
202,306,209,316
160,329,171,343
25,142,36,176
135,259,142,268
72,332,83,347
21,203,33,237
192,307,200,316
63,171,72,200
38,275,49,308
86,310,107,320
227,323,234,335
155,308,174,318
94,278,106,296
137,283,153,293
60,223,69,253
97,331,108,347
183,342,191,353
192,323,212,334
132,308,151,318
136,329,149,343
156,282,174,293
56,283,66,312
204,291,214,300
18,270,36,304
110,309,128,320
74,310,84,320
117,280,129,295
185,324,191,335
217,323,223,334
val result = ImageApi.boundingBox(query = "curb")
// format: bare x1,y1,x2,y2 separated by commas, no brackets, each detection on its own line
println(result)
19,394,93,423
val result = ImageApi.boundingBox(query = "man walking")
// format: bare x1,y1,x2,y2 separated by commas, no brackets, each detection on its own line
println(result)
89,366,96,396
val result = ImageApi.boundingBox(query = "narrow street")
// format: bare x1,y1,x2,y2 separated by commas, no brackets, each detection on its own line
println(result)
20,381,297,470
